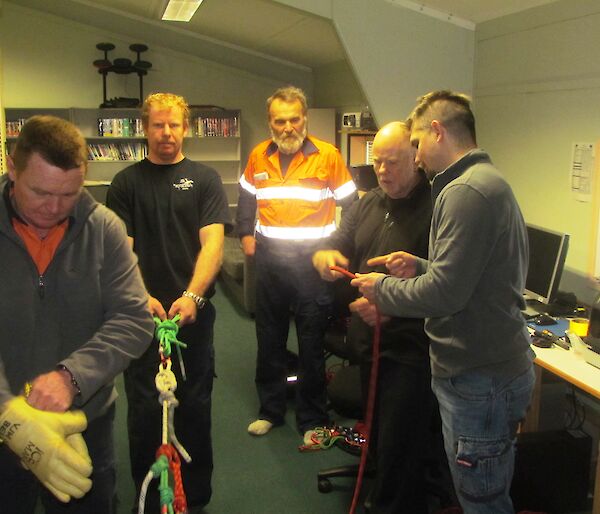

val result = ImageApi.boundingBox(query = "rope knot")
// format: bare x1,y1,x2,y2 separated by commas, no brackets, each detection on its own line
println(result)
154,316,188,358
156,444,187,513
158,389,179,407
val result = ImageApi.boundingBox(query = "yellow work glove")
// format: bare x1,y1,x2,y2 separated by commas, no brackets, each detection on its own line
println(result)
0,397,93,502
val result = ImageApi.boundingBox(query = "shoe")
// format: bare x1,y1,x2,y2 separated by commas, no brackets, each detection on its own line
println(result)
248,419,273,435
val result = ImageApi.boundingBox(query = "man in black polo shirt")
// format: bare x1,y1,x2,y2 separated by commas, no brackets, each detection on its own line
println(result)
107,93,231,513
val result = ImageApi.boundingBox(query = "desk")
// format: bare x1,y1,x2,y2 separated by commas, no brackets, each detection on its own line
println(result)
525,344,600,513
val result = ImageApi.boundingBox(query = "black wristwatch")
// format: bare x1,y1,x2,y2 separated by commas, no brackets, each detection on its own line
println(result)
182,290,207,309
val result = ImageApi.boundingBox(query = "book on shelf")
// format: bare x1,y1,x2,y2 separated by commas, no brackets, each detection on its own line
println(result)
97,118,144,137
365,140,374,165
5,119,27,137
87,142,148,161
194,115,239,137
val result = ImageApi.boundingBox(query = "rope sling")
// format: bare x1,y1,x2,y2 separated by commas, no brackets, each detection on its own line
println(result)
138,315,191,514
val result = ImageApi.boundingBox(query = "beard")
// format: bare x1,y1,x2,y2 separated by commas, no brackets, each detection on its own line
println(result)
271,125,307,155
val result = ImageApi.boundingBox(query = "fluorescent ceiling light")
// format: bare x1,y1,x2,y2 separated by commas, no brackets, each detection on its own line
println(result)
162,0,203,22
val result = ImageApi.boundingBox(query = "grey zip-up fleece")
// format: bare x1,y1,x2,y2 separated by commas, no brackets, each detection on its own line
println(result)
0,175,154,419
374,150,533,378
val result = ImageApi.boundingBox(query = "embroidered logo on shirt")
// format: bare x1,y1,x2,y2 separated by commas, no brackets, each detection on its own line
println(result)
173,178,194,191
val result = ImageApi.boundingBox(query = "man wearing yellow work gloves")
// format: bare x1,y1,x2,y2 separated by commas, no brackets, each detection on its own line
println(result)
0,116,154,513
0,397,92,502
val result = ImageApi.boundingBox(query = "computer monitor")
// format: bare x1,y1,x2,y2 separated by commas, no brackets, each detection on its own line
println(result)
350,164,378,192
524,223,569,306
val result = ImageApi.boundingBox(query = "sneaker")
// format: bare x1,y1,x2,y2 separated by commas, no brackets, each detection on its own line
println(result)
247,419,273,435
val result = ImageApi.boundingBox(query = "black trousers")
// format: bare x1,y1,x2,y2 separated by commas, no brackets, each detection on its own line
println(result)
361,358,435,514
125,302,215,512
0,404,116,514
254,237,332,433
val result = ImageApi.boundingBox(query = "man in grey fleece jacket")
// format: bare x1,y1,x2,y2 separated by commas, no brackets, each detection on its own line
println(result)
0,116,154,513
352,91,535,514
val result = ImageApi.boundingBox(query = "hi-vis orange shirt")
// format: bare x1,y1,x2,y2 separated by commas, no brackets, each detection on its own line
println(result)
239,137,356,240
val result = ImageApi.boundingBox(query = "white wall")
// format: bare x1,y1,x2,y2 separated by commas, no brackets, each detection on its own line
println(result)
474,0,600,303
2,0,476,155
0,3,313,163
313,60,366,112
332,0,474,123
277,0,475,124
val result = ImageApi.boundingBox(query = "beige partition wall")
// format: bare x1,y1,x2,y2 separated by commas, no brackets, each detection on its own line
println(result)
0,47,5,174
474,0,600,304
590,140,600,283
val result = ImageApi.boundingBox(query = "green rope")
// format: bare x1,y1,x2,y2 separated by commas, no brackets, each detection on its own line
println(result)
312,427,346,449
154,315,188,360
150,455,169,478
158,468,174,511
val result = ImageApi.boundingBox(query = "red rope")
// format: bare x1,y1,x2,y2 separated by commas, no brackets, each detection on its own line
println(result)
329,266,381,514
156,444,188,514
330,265,357,281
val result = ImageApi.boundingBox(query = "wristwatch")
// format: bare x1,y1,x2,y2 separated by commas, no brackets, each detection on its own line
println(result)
182,290,207,309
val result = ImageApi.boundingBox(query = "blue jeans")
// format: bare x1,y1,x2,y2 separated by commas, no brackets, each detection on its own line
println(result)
432,365,535,514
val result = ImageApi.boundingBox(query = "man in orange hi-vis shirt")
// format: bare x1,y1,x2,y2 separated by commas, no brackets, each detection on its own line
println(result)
236,86,357,445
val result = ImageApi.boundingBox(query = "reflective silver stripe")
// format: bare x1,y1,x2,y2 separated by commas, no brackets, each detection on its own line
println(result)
256,186,334,202
333,180,357,200
256,222,337,240
239,175,256,195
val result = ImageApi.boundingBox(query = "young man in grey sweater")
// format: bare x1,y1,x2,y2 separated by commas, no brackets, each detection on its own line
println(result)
352,91,535,514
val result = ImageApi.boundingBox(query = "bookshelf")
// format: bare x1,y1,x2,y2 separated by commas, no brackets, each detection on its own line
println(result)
3,107,242,206
71,108,147,183
188,108,241,207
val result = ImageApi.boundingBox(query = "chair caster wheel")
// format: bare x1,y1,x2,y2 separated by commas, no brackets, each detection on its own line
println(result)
318,478,332,493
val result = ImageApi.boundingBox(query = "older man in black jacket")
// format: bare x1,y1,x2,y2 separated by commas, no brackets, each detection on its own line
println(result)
313,121,439,514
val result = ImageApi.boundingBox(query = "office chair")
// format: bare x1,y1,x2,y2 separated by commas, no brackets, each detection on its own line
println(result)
317,323,367,493
317,321,456,510
317,367,367,493
350,164,378,193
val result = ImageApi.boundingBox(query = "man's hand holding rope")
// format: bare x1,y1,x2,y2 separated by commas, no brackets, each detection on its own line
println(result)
148,295,198,327
148,296,168,322
351,272,386,304
349,296,390,327
312,250,350,282
168,296,198,326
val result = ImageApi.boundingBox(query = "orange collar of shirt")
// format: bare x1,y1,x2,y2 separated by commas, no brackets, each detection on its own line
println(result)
11,218,68,275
